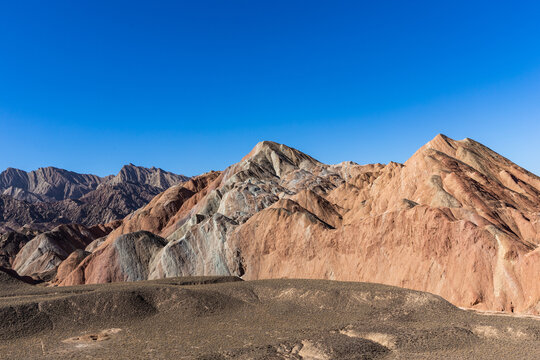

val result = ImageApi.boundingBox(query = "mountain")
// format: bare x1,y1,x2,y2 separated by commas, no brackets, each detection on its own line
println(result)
55,136,540,314
0,167,102,202
0,231,31,268
0,165,189,232
12,222,120,280
107,163,187,188
0,194,63,232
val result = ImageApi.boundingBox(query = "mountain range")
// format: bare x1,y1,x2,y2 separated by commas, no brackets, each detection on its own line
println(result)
0,164,188,232
1,135,539,314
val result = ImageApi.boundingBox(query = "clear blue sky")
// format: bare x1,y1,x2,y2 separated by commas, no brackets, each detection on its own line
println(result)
1,1,540,177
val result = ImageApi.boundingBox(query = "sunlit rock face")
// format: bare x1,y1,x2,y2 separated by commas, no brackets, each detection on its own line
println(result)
13,222,119,280
57,136,540,314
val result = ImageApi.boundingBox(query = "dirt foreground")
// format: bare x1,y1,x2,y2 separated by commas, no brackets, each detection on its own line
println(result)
0,275,539,359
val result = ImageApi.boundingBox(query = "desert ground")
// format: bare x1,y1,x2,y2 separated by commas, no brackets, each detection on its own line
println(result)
1,272,538,359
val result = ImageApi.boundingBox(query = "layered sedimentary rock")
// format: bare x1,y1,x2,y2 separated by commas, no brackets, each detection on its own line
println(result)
57,172,220,284
0,165,188,231
12,222,120,279
0,195,61,232
0,167,102,202
107,164,188,188
0,231,31,268
57,136,540,313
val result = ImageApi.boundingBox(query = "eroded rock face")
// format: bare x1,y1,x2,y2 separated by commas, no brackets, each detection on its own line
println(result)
0,232,31,268
12,222,120,279
59,231,168,284
0,167,102,202
57,137,540,313
58,172,220,285
107,164,188,189
53,249,90,284
0,165,189,231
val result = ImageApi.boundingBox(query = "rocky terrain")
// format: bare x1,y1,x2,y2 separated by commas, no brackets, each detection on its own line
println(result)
54,135,540,314
0,165,187,280
0,167,102,203
1,135,539,359
0,164,188,232
0,276,538,359
2,135,539,317
12,222,121,281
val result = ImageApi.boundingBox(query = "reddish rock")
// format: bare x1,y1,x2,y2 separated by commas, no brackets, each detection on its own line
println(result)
53,249,90,284
57,136,540,313
13,221,120,279
58,172,220,286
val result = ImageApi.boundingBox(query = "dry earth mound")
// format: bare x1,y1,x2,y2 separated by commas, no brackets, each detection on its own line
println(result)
0,278,538,359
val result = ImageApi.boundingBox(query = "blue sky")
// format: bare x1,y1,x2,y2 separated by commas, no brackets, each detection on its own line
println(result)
1,1,540,176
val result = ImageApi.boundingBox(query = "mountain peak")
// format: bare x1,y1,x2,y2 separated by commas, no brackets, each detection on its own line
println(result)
243,141,285,158
424,133,458,152
243,141,320,163
109,164,188,189
407,134,540,191
235,141,322,179
3,167,25,173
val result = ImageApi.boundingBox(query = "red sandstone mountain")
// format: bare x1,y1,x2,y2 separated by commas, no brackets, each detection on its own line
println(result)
0,165,188,280
55,135,540,314
12,222,121,280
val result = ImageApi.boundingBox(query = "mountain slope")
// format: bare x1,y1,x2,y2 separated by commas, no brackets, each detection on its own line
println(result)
0,165,189,231
54,136,540,313
107,164,188,188
12,222,120,280
0,167,102,202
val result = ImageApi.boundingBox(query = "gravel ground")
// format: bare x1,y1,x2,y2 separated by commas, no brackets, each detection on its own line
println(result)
0,275,539,359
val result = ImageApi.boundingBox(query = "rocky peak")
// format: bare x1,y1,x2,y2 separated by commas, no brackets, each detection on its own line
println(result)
0,168,29,189
32,136,540,314
0,166,103,202
107,164,189,189
409,134,540,197
245,141,321,168
225,141,322,182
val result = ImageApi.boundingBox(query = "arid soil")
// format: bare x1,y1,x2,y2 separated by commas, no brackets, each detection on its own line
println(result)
1,273,538,359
